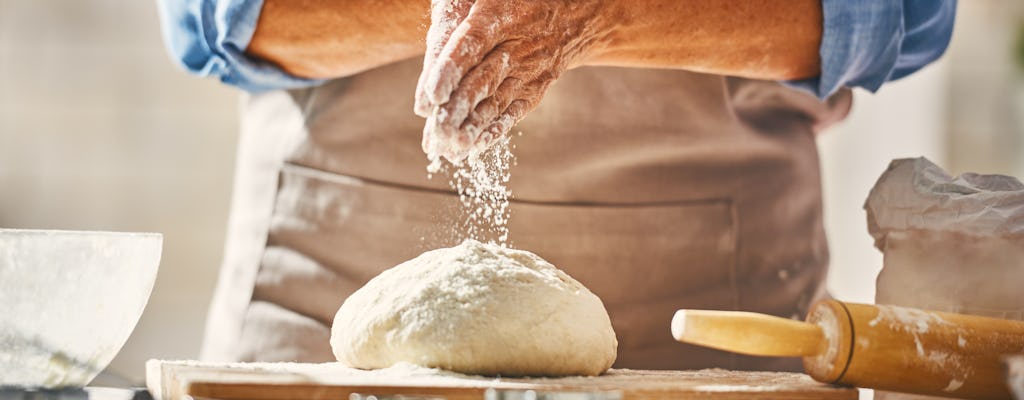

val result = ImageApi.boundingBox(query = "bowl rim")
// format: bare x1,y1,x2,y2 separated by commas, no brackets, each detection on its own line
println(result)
0,228,162,238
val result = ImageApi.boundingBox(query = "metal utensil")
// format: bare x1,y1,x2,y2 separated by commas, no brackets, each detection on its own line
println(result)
0,229,162,388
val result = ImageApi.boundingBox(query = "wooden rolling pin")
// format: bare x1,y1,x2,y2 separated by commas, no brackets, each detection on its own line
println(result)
672,300,1024,399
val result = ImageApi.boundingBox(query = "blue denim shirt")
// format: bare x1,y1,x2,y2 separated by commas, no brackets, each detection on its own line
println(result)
156,0,956,98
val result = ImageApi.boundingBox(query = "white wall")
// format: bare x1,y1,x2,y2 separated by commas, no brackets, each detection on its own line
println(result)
0,0,238,384
819,62,950,303
821,0,1024,304
944,0,1024,177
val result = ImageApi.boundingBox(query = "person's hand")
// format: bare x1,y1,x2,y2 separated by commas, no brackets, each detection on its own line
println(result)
415,0,615,163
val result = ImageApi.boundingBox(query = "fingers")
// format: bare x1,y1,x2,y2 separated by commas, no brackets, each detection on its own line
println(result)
419,9,502,112
447,76,538,159
421,106,441,156
428,92,532,164
428,68,519,161
421,108,433,153
460,76,521,134
415,0,473,117
436,47,512,141
471,74,540,142
495,99,531,136
475,99,530,149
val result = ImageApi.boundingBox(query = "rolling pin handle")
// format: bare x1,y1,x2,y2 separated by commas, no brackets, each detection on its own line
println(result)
671,309,828,358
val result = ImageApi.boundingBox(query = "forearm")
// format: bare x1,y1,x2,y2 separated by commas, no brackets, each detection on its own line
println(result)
588,0,822,80
248,0,430,79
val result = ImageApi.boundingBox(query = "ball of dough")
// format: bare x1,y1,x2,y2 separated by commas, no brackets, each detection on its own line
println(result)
330,239,617,376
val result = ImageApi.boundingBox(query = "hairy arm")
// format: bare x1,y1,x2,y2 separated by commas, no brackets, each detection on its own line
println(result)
246,0,819,82
247,0,431,79
590,1,822,80
416,0,824,162
242,0,824,162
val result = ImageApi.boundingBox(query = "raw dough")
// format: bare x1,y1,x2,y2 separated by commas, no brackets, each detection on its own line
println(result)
330,239,617,376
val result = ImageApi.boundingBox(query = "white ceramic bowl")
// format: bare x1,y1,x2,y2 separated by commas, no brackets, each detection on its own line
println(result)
0,229,162,388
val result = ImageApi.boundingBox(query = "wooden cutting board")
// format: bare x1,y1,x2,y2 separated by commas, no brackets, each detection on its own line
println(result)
146,360,856,400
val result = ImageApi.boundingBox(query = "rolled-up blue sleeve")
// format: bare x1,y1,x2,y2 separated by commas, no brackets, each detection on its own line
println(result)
156,0,324,92
785,0,956,99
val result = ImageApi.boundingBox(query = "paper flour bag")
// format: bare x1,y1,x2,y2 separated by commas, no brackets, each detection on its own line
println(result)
867,157,1024,318
866,157,1024,399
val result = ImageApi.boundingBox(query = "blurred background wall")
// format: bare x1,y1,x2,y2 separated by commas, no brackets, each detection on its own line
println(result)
0,0,237,385
821,0,1024,303
1,0,1021,385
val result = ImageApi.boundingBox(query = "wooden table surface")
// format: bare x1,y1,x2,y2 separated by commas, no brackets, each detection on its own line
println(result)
147,360,857,400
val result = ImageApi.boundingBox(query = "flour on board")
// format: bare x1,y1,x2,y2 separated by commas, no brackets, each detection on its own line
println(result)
867,305,973,390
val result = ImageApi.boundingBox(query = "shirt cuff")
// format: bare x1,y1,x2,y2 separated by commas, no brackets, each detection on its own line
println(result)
157,0,325,92
784,0,904,99
784,0,955,100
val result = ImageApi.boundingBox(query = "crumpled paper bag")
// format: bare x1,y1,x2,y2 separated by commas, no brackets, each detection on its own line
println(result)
866,157,1024,399
866,156,1024,318
866,157,1024,247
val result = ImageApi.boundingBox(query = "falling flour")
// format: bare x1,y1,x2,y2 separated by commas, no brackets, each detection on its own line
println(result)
427,136,515,247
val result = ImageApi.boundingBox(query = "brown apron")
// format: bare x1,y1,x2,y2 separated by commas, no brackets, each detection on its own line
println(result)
200,58,852,371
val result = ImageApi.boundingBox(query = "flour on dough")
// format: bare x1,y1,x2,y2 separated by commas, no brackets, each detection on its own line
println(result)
330,239,617,376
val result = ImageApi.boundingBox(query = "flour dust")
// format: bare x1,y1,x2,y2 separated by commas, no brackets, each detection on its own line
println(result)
427,137,515,247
